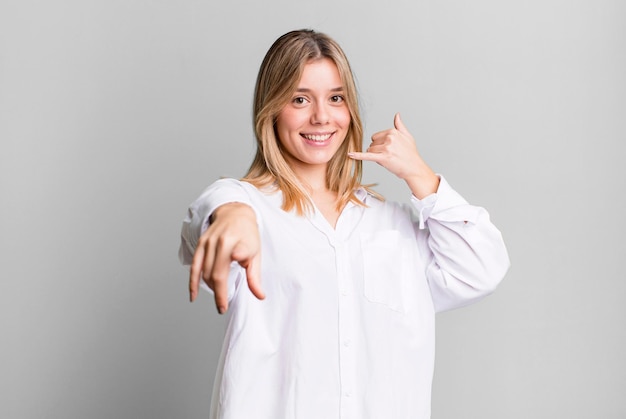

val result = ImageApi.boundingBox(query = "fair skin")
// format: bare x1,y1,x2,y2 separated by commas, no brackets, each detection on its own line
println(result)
275,58,351,227
189,59,439,313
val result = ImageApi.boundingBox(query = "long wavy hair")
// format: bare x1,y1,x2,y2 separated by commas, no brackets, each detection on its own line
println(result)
242,29,372,215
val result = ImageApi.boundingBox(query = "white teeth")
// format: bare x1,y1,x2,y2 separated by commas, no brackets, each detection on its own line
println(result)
303,133,332,142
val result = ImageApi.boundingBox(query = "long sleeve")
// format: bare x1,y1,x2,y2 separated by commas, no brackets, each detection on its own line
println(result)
412,176,510,312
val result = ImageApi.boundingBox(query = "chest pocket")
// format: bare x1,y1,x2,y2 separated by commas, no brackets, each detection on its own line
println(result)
360,230,410,314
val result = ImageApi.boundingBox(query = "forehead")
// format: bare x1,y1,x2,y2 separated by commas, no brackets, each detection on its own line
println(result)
297,58,343,88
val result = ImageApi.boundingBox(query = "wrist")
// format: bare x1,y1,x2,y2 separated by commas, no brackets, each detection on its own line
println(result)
211,202,256,223
405,172,440,200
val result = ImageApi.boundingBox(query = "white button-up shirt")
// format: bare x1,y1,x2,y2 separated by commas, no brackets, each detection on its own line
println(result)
179,176,509,419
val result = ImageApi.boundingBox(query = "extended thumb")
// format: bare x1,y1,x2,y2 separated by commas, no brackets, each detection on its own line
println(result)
394,113,408,133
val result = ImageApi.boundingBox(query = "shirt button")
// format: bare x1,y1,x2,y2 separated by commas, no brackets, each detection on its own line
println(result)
343,339,351,347
341,289,348,296
344,391,352,398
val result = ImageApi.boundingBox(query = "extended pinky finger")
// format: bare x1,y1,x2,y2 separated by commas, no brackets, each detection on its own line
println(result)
348,151,381,162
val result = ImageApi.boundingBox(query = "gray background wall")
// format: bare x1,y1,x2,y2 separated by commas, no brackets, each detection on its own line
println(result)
1,0,624,418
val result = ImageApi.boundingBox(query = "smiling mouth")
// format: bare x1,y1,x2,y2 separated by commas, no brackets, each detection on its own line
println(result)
301,133,333,142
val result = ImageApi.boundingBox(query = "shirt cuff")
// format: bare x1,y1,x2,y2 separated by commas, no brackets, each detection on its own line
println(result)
410,175,469,229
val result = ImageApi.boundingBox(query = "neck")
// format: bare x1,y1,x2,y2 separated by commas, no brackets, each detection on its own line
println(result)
287,162,329,194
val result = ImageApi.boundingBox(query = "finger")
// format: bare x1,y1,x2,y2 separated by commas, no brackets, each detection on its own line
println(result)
348,151,384,162
212,274,229,314
189,244,206,302
371,129,392,144
202,236,217,283
232,241,265,300
211,240,235,314
244,252,265,300
393,112,410,134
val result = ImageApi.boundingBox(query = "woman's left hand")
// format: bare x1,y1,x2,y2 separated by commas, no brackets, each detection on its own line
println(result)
348,113,440,199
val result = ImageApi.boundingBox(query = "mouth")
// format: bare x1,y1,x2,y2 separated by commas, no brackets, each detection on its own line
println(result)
301,132,334,143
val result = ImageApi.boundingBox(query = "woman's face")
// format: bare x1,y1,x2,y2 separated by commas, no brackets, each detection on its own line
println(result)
275,58,351,175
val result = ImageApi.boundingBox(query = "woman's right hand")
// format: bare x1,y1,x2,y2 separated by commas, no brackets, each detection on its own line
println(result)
189,202,265,314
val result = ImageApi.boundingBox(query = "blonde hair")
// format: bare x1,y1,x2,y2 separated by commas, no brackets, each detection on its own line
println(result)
242,29,372,215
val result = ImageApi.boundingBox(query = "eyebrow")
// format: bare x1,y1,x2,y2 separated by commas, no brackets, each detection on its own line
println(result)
295,87,344,93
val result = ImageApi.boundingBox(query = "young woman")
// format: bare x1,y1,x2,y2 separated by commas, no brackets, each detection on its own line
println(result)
179,29,509,419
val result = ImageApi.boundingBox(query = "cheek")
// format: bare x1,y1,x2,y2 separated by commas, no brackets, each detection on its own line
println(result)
337,107,351,128
274,115,292,143
276,109,304,134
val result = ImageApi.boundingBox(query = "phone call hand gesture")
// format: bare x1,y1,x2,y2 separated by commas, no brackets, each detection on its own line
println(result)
349,113,440,199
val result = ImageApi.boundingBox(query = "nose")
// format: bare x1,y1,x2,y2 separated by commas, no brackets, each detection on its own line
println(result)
311,102,330,125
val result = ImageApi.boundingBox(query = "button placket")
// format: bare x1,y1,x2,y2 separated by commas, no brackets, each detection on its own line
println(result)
335,241,357,418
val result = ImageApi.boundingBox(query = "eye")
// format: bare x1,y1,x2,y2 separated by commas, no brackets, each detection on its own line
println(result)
292,96,309,106
330,95,345,104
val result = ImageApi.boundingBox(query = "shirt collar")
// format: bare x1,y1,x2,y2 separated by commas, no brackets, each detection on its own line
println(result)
354,187,368,202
